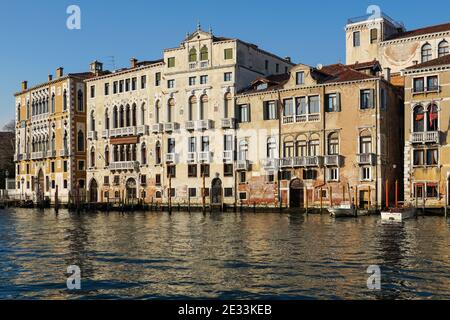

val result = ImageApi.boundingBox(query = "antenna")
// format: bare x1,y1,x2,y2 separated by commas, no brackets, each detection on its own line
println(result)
105,55,116,71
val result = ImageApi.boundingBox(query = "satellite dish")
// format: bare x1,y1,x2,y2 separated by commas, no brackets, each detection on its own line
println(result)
316,64,323,70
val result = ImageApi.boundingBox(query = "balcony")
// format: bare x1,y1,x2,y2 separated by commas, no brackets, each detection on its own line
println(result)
31,152,44,160
283,114,320,124
223,150,234,163
185,121,196,131
292,157,305,167
137,125,149,135
324,155,343,167
197,120,214,131
109,126,137,138
102,130,109,139
198,151,213,163
221,118,236,129
164,122,179,133
152,123,164,134
60,149,70,157
109,161,139,171
13,154,18,162
280,157,293,168
189,62,198,70
87,131,98,140
23,153,30,161
187,152,197,163
304,156,323,167
47,150,57,158
165,153,177,163
412,86,441,94
357,153,376,165
411,131,439,144
236,160,250,171
262,158,279,171
200,60,209,68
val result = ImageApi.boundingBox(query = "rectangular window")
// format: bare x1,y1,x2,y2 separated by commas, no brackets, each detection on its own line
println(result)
224,135,233,151
265,60,269,70
426,149,438,166
132,77,137,90
413,78,424,93
426,184,439,198
104,83,110,96
224,163,233,177
63,161,68,172
353,31,361,47
264,101,278,120
189,188,197,198
104,176,109,185
239,192,247,200
224,188,233,197
119,80,124,93
325,93,340,112
413,149,425,166
370,28,378,43
238,104,250,123
200,75,208,84
155,73,161,86
284,99,294,116
125,79,130,92
51,180,55,189
303,169,317,180
167,79,175,89
78,160,85,171
63,180,68,189
90,85,95,98
189,76,196,86
239,171,246,184
167,165,176,178
427,76,439,91
360,89,373,109
113,175,120,185
168,57,176,68
327,168,339,182
280,170,292,181
224,72,232,82
308,95,320,114
276,63,279,73
266,173,275,183
200,164,210,177
155,174,161,186
141,75,147,89
169,188,175,197
224,48,233,60
188,164,197,178
113,81,118,94
140,175,147,185
296,72,305,85
361,166,371,181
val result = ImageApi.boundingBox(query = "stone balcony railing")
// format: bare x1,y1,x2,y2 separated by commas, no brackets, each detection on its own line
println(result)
102,130,109,139
109,161,139,171
280,157,294,168
221,118,236,129
165,153,177,163
187,152,197,163
87,131,98,140
197,120,214,131
152,123,164,134
164,122,179,133
31,151,44,160
109,126,137,138
357,153,376,165
262,158,279,171
223,150,233,163
47,150,57,158
198,151,213,163
137,125,149,135
410,131,439,144
304,156,323,167
60,149,70,157
236,160,250,171
282,113,320,124
324,155,343,167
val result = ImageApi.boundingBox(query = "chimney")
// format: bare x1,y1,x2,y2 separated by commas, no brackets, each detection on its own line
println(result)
56,67,64,78
383,67,391,82
284,56,291,63
21,81,28,91
89,60,103,75
130,58,138,68
48,74,53,82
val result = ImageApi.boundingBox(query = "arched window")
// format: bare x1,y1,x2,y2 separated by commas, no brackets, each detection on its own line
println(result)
132,103,137,126
63,90,67,111
438,40,449,58
295,135,307,157
113,106,118,128
90,147,95,167
200,46,208,61
327,132,339,155
224,92,232,118
155,141,161,164
141,143,147,164
77,130,84,152
189,48,197,62
421,43,432,63
167,98,175,122
413,105,425,132
27,101,30,118
359,130,372,154
239,140,249,161
51,94,55,113
104,146,110,166
140,103,145,125
90,111,95,131
155,100,160,123
119,106,124,127
105,109,110,130
267,137,277,159
188,96,197,121
308,134,320,156
283,137,294,158
63,131,68,151
17,104,21,122
200,95,208,120
125,104,131,127
77,90,83,112
113,145,119,162
427,104,439,131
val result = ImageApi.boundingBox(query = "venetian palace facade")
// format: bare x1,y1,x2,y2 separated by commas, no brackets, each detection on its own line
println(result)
14,13,450,210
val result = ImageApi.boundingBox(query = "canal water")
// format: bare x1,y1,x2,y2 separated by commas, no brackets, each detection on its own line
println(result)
0,208,449,300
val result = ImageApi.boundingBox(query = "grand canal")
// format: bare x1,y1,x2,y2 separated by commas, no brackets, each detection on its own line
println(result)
0,208,449,299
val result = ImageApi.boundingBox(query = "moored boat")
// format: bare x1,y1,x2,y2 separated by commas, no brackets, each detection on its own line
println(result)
329,204,357,218
381,208,416,222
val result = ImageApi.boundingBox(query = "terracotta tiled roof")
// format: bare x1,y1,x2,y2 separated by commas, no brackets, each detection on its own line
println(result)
385,22,450,41
319,64,376,83
405,54,450,70
346,59,381,71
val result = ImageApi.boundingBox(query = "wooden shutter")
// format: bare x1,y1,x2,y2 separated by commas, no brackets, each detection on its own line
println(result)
336,93,341,112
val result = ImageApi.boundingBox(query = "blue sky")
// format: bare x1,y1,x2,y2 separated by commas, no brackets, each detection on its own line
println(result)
1,0,449,127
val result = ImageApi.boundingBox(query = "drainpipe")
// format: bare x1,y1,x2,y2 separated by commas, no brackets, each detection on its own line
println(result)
277,91,282,210
375,80,380,209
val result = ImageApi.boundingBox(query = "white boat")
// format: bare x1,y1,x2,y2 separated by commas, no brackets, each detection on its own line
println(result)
381,208,416,222
329,204,357,218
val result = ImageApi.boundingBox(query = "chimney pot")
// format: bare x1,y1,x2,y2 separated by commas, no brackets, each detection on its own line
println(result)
21,81,28,91
383,67,391,82
48,74,53,82
56,67,64,78
130,58,138,68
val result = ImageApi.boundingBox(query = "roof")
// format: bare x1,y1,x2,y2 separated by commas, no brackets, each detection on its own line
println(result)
346,59,381,71
319,64,377,83
385,22,450,41
405,54,450,70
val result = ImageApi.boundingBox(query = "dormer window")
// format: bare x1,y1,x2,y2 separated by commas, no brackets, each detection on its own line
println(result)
296,72,305,85
256,83,268,91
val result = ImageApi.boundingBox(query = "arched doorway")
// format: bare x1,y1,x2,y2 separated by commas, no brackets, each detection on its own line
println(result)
126,178,137,200
37,169,45,202
89,179,98,203
289,179,304,208
211,178,222,205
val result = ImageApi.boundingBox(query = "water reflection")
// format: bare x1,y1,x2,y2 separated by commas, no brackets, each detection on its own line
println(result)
0,208,448,299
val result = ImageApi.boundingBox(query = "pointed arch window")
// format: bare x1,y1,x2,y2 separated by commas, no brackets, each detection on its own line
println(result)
104,146,110,166
105,109,110,130
77,90,84,112
141,143,147,165
90,147,96,167
140,103,145,125
90,111,95,131
51,94,55,113
155,100,160,123
77,130,84,152
63,90,68,111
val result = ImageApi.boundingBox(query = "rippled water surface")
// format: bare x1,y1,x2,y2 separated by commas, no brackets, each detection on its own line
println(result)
0,208,449,299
